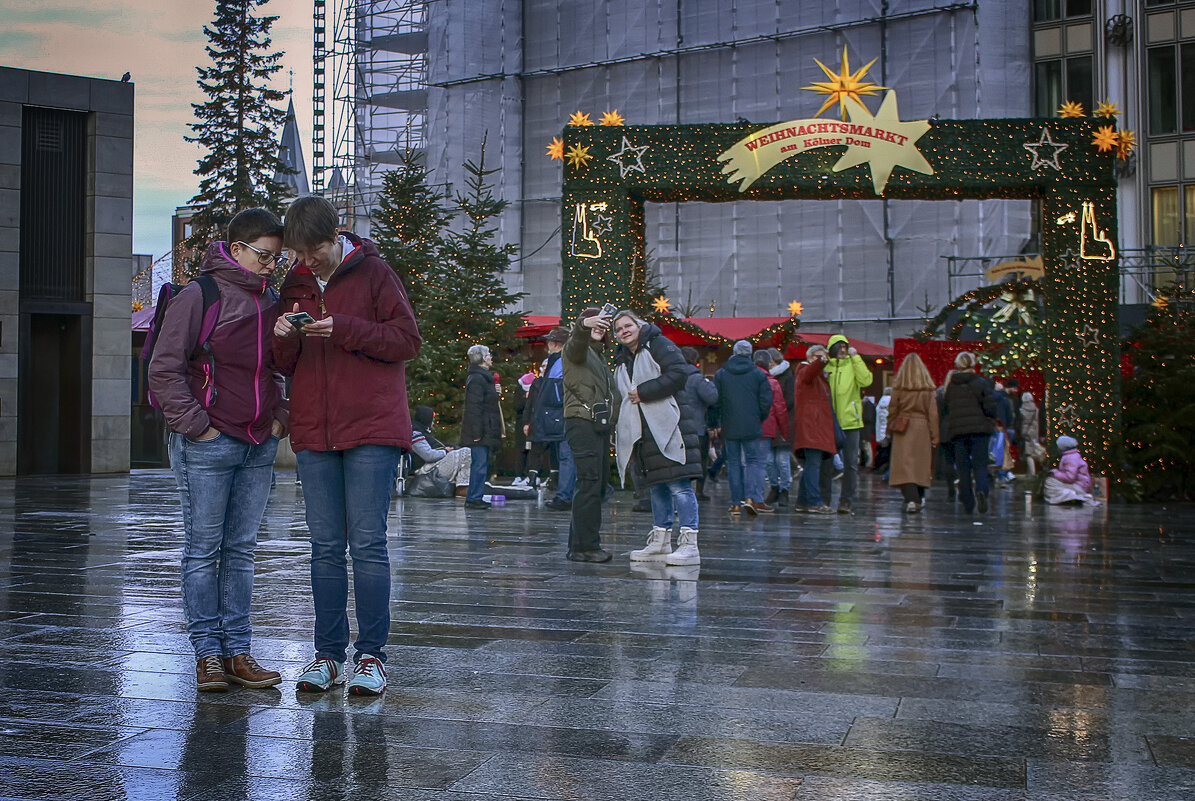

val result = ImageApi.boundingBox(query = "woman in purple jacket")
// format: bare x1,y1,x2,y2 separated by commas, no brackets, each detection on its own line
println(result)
148,208,289,693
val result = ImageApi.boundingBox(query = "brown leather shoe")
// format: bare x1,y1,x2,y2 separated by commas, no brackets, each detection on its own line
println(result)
223,654,282,688
196,655,229,692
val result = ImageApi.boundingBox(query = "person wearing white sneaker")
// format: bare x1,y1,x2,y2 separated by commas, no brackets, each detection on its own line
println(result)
665,527,700,565
346,654,387,696
630,526,672,561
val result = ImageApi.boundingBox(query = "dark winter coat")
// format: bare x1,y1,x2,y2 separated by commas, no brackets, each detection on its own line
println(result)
676,364,718,440
562,316,619,422
274,233,421,453
149,242,288,445
792,359,836,454
943,371,998,441
713,354,771,441
614,323,702,486
524,352,565,442
771,360,796,449
460,363,503,449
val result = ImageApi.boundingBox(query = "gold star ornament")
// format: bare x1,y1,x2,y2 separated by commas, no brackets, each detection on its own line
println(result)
1058,100,1085,118
832,91,932,195
546,137,564,161
1092,125,1118,153
1116,130,1136,160
564,143,592,168
568,111,594,126
787,301,804,317
599,110,625,126
803,47,887,120
1095,98,1120,119
652,295,672,314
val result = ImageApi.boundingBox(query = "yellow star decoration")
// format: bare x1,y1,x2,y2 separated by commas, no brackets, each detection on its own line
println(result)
787,300,804,317
1116,129,1136,160
1152,294,1169,310
1092,125,1118,153
802,46,887,120
546,137,564,161
833,91,933,195
568,111,594,126
132,300,144,312
652,295,672,314
599,110,625,126
564,143,592,168
1058,100,1085,118
1095,98,1120,119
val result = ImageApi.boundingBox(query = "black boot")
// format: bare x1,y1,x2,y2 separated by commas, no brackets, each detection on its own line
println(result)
764,486,779,504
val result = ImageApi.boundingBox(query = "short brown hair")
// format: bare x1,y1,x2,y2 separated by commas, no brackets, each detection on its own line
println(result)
228,208,283,244
284,196,339,251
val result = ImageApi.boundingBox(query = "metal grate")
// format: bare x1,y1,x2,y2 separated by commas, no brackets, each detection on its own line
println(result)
20,107,86,302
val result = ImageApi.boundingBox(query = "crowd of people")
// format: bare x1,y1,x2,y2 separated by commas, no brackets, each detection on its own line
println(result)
147,198,1093,695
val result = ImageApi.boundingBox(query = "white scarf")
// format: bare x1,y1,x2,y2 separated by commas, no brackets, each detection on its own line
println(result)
614,346,685,485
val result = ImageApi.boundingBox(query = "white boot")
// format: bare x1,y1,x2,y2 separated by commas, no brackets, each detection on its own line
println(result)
665,527,700,566
630,526,672,561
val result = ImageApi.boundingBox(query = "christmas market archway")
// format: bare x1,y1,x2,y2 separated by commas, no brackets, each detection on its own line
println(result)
559,111,1120,473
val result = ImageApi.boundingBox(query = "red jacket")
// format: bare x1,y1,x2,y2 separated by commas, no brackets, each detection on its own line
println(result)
148,242,287,445
273,234,421,453
758,367,790,441
792,359,836,454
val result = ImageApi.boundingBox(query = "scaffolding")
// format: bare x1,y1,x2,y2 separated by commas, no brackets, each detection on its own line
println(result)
312,0,428,231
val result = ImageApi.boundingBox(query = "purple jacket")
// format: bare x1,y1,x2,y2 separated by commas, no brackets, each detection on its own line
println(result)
148,243,287,444
1053,449,1091,492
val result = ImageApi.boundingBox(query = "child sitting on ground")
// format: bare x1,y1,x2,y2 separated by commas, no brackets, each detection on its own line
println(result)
1043,435,1094,505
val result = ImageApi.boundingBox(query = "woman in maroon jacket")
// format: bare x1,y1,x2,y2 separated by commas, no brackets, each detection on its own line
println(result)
148,208,289,693
792,345,837,514
273,196,421,697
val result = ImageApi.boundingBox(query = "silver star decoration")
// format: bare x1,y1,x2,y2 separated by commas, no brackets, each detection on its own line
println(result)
589,213,613,237
1078,323,1101,347
606,136,649,178
1055,403,1078,430
1024,127,1068,171
1056,248,1083,271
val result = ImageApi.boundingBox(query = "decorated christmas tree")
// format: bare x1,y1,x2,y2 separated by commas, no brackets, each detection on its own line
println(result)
372,157,453,310
1122,284,1195,499
397,142,525,437
184,0,291,276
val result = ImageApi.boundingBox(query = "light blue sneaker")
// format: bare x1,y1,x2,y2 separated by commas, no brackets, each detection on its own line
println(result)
345,655,387,696
296,656,345,692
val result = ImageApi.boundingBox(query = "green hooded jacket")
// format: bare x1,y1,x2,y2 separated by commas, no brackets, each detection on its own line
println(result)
824,334,874,430
562,315,620,423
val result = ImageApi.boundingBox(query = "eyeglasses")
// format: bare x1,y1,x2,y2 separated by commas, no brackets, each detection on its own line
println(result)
235,241,290,269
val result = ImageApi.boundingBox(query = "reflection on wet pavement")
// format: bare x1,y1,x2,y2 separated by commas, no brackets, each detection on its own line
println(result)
0,471,1194,799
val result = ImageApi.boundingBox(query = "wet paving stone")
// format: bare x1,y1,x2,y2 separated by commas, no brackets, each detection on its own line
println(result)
1,471,1195,799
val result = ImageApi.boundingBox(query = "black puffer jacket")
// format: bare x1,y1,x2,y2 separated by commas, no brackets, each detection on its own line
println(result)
614,324,702,486
460,363,503,448
943,371,998,440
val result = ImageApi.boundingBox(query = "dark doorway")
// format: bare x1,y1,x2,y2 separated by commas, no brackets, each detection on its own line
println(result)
19,314,91,474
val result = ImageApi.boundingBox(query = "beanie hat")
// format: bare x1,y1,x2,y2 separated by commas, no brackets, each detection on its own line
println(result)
1056,435,1078,452
733,340,752,357
518,372,535,391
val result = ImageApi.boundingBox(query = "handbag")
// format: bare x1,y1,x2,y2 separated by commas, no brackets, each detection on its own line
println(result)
889,417,909,434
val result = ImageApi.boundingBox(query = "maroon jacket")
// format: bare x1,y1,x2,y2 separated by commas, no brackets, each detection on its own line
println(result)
758,367,791,442
792,359,836,454
273,233,421,453
148,242,287,444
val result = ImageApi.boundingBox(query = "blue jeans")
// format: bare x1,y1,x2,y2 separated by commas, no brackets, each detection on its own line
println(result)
170,432,279,659
554,439,577,502
725,438,768,505
798,448,828,507
649,479,699,530
297,445,400,664
766,444,792,491
467,445,490,502
952,434,991,513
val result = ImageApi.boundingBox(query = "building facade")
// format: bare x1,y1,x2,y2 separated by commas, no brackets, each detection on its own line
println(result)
0,66,134,474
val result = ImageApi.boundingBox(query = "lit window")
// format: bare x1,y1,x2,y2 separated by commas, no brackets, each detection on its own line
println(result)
1153,187,1180,246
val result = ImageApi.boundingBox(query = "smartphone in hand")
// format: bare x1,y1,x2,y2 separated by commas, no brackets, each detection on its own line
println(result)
285,311,316,327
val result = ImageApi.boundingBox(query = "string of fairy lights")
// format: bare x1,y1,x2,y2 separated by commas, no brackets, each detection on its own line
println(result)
544,49,1123,473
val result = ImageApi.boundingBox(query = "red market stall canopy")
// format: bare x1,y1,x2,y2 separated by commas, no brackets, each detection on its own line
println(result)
517,314,893,359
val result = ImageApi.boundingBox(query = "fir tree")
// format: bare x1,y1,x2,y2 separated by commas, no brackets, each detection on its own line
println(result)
405,141,526,437
372,157,454,310
1122,284,1195,499
184,0,290,275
